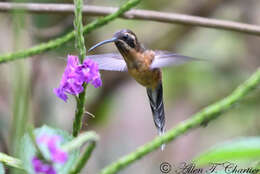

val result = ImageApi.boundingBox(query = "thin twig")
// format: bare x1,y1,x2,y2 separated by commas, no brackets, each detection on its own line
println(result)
0,2,260,36
100,68,260,174
0,0,140,64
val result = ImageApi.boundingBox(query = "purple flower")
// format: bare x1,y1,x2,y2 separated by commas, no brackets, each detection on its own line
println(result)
31,134,68,174
36,134,68,163
54,55,102,102
32,157,56,174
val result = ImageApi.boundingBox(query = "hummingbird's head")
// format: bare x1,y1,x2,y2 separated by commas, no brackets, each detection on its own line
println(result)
88,29,144,54
113,29,139,51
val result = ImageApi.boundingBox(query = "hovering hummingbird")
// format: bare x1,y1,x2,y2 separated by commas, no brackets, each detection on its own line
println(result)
88,29,199,149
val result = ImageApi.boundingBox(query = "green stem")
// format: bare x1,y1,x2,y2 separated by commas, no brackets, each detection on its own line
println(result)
72,0,87,137
0,153,24,170
69,141,96,174
62,131,99,152
100,68,260,174
0,0,141,64
10,7,31,161
73,0,86,62
73,83,87,137
62,131,98,174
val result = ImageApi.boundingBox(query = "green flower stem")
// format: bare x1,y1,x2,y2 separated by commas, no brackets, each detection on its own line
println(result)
0,152,24,170
10,9,31,161
72,0,87,137
62,131,99,174
69,141,96,174
0,0,141,64
73,0,86,62
62,131,99,152
73,83,87,137
100,68,260,174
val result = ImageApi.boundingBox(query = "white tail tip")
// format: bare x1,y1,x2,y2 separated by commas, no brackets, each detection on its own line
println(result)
159,128,165,151
161,143,166,151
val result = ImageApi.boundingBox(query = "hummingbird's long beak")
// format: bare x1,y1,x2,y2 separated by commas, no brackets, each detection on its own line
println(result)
88,37,118,52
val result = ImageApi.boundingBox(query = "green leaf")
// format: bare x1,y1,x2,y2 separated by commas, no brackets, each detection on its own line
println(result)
194,137,260,166
0,163,4,174
19,125,79,174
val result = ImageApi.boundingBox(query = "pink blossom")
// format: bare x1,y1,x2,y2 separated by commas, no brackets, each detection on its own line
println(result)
54,55,102,102
31,134,68,174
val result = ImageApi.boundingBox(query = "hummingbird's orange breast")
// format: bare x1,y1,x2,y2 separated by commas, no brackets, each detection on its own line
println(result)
126,50,161,89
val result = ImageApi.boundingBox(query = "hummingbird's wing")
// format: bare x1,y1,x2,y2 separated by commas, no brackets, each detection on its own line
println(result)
86,53,127,71
150,51,201,69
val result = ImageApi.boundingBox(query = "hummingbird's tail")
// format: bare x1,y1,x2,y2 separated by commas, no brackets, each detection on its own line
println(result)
146,82,166,150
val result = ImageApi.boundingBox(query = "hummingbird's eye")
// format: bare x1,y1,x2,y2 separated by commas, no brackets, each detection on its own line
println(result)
122,35,128,40
119,34,135,48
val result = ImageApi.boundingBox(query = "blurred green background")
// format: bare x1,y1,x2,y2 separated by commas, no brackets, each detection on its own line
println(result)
0,0,259,173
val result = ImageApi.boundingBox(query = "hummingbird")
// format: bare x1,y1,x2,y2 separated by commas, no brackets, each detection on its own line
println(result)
88,29,199,149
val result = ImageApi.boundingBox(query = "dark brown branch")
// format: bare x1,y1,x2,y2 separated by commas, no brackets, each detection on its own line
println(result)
0,2,260,36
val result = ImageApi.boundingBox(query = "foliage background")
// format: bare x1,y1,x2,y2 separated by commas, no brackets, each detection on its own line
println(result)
0,0,259,173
